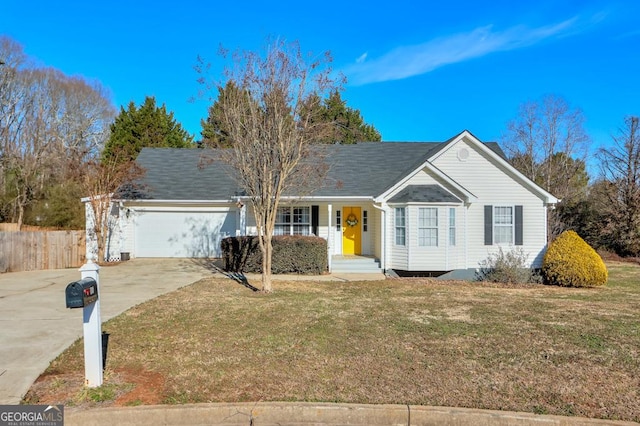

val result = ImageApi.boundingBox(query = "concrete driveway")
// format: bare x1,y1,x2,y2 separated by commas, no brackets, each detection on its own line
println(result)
0,258,212,404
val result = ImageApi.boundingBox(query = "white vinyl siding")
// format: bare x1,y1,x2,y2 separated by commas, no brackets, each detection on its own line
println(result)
431,137,550,268
372,207,383,261
418,208,438,247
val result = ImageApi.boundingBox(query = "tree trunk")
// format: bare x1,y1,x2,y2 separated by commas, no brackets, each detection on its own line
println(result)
16,204,24,231
261,236,273,293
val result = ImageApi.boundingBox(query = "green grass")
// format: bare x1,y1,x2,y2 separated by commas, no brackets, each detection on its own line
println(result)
25,262,640,421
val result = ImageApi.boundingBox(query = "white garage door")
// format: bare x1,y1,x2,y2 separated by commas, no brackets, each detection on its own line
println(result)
135,210,236,258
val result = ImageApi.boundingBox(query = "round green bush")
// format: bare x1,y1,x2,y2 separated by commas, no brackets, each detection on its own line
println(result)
542,230,607,287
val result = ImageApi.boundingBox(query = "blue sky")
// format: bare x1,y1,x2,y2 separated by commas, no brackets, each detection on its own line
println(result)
2,0,639,155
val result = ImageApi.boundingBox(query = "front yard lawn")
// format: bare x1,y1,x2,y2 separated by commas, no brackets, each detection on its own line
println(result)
25,262,640,421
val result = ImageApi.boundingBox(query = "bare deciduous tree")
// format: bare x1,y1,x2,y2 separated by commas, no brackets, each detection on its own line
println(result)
200,39,340,292
501,94,591,239
0,36,115,228
80,152,145,262
597,116,640,256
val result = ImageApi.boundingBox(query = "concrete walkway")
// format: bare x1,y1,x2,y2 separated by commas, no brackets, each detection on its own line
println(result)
66,402,639,426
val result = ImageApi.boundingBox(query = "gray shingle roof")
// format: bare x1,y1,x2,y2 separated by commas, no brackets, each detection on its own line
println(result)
131,137,505,201
311,142,443,197
388,185,462,203
133,148,242,200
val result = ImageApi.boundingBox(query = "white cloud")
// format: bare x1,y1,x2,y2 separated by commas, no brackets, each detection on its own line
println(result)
356,52,368,63
344,16,588,86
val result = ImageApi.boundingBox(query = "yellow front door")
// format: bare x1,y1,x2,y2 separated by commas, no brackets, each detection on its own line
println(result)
342,207,362,255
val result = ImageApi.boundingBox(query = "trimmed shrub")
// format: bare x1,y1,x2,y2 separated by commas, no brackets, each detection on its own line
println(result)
476,246,541,284
221,236,261,272
221,235,328,275
543,230,608,287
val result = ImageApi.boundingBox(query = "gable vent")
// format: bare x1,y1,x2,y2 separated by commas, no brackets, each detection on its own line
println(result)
457,148,470,161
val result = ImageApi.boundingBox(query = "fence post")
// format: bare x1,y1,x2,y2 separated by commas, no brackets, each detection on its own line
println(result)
79,258,103,387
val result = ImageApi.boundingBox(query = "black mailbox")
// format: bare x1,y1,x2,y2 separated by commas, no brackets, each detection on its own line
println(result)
65,278,98,309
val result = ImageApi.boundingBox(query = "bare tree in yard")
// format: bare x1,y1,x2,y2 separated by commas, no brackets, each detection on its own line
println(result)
502,94,590,239
80,152,144,262
597,116,640,256
198,40,340,292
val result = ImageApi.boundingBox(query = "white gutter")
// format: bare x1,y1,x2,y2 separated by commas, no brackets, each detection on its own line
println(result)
81,193,114,203
277,196,375,201
115,199,234,204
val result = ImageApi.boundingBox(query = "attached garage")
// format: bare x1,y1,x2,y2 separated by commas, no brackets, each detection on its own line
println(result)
133,209,237,258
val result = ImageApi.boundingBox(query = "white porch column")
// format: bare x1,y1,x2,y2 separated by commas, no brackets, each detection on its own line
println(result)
373,202,390,273
327,203,332,272
380,207,386,271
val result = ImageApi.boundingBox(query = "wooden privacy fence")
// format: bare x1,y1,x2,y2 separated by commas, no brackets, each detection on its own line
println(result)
0,231,86,272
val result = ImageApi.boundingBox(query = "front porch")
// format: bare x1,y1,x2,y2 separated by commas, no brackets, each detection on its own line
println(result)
331,255,382,274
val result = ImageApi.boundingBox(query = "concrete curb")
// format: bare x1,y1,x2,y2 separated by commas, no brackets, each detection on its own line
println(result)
66,402,640,426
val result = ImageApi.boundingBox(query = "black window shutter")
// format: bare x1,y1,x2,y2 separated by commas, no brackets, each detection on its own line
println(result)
484,205,493,245
311,205,319,236
515,205,523,245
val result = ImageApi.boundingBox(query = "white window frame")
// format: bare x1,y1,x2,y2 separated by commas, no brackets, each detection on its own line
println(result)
395,207,406,246
449,208,456,246
418,207,438,247
275,206,311,236
493,205,514,245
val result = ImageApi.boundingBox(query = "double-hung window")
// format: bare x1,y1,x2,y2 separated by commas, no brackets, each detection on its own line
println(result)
449,208,456,246
418,208,438,247
494,206,514,244
395,207,406,246
275,206,310,236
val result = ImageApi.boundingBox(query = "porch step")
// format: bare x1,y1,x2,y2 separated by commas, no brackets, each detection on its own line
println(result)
331,256,382,273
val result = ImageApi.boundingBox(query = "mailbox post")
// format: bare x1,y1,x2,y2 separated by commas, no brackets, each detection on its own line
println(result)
65,259,103,387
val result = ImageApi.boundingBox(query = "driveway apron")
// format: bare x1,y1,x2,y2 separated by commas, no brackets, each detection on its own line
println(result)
0,258,211,404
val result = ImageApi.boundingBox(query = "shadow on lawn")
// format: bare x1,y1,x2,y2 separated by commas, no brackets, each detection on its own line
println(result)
190,258,259,292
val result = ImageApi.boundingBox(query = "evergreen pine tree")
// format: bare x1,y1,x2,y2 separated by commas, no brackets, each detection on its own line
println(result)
102,96,194,164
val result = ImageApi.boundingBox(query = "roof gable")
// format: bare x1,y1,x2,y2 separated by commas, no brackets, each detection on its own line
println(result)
428,130,558,204
388,185,462,203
